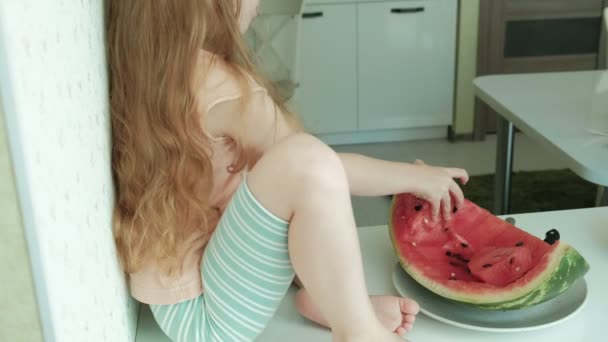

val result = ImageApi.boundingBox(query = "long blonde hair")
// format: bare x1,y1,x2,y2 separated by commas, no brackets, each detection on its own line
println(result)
108,0,292,274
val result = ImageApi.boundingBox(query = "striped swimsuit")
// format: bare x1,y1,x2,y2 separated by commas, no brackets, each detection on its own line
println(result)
150,180,294,341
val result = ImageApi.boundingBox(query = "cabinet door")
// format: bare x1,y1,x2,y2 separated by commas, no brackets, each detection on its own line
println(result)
358,0,457,130
296,5,358,134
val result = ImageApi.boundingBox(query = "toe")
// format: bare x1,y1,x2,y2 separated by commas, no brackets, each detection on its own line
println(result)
404,315,416,323
403,323,414,331
396,327,406,336
400,298,420,315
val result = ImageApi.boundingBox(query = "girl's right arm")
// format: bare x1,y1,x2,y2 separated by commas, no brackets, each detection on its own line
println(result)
203,88,468,221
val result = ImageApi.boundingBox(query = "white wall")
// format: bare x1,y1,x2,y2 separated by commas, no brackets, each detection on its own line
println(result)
0,1,138,341
453,0,480,135
0,96,44,342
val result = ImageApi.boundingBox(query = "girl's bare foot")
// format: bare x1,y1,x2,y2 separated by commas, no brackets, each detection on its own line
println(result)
370,295,419,336
296,289,420,336
335,329,408,342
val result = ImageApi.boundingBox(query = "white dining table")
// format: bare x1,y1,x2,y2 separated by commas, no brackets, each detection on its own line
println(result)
474,70,608,215
136,207,608,342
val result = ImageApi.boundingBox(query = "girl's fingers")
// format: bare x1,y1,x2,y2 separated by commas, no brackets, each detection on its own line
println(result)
431,196,441,222
446,167,469,185
441,193,452,221
449,181,465,210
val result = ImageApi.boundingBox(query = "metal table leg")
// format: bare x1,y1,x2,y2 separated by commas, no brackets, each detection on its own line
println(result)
596,186,608,207
494,117,515,215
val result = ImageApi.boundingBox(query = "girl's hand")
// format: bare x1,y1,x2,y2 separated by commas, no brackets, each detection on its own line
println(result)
410,160,469,222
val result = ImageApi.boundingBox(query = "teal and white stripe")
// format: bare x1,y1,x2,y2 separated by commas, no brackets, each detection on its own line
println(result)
150,180,294,341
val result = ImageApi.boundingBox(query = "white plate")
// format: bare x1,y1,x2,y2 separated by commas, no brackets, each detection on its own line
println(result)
392,263,588,333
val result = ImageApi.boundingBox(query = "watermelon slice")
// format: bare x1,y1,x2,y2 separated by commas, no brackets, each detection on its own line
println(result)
389,194,590,310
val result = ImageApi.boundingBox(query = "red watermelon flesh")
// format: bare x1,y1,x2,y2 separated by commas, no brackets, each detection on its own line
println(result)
391,193,590,310
392,194,553,292
468,246,533,286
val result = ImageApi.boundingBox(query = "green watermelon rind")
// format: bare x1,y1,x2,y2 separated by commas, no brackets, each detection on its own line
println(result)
389,196,590,311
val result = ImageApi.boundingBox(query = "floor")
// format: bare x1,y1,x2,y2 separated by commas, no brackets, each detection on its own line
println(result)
332,133,569,227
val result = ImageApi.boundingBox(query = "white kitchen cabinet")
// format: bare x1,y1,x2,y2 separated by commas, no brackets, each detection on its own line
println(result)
296,0,457,142
358,0,457,130
306,0,383,4
296,4,358,134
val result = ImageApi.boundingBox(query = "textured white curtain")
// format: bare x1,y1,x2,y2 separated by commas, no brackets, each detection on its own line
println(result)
0,1,139,341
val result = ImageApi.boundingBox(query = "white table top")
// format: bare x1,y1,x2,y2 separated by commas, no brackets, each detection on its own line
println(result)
474,70,608,186
137,207,608,342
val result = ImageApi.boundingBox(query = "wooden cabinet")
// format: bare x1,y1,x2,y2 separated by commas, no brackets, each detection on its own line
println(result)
475,0,607,138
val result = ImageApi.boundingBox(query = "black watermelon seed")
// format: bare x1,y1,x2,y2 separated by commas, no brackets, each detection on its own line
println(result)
454,255,468,262
509,258,514,265
483,264,493,268
446,251,452,257
461,243,469,248
544,229,561,245
414,204,423,211
515,242,524,247
443,228,449,232
449,262,460,267
453,207,458,213
466,268,471,274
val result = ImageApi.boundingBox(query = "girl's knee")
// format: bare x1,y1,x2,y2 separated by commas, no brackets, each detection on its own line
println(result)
247,134,347,217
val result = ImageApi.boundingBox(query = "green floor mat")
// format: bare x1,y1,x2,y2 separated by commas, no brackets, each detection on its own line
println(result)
464,169,597,214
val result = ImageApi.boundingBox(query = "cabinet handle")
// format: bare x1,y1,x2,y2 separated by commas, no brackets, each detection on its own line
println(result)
390,7,425,14
302,12,324,19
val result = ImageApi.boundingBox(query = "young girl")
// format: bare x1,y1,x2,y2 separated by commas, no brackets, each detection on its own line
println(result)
108,1,468,341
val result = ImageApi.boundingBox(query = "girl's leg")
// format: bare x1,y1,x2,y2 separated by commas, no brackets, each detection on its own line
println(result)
247,134,403,341
151,134,412,342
